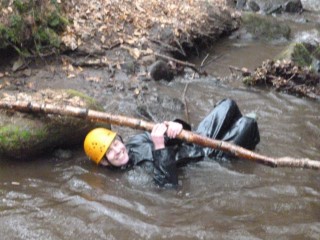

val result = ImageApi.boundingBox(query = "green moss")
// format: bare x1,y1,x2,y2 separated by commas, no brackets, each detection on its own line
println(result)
35,27,61,48
13,0,30,14
0,0,69,56
47,10,68,32
66,89,105,111
292,43,313,67
277,42,316,68
277,42,295,60
242,76,254,85
242,13,291,40
66,89,111,130
0,24,9,48
312,46,320,60
0,124,47,151
8,14,25,44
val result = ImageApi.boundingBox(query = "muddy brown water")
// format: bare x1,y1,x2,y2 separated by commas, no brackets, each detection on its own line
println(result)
0,15,319,240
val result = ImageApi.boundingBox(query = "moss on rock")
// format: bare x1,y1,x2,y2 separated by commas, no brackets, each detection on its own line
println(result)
0,89,110,160
241,13,291,40
277,42,320,71
0,0,68,55
66,89,105,111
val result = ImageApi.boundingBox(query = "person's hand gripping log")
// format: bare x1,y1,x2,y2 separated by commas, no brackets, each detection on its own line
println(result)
151,121,183,150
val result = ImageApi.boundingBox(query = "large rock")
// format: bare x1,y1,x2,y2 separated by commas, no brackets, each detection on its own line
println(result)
240,13,291,41
277,39,320,71
0,89,110,160
301,0,320,12
236,0,303,14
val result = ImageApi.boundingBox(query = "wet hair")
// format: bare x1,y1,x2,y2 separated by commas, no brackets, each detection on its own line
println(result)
116,135,124,143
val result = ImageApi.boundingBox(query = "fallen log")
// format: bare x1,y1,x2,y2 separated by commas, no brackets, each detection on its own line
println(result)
0,100,319,170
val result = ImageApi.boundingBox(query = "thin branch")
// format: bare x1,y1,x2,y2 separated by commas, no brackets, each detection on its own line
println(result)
148,37,186,56
182,83,190,123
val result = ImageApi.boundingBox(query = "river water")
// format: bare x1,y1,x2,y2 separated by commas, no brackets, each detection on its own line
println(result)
0,13,319,240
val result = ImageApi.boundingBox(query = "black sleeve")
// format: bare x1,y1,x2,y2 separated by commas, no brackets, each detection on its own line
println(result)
165,118,191,146
173,118,191,131
152,147,178,187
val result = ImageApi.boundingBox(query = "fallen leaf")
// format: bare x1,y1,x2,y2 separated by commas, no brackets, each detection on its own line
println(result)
126,38,136,45
68,64,74,72
134,88,140,95
22,69,32,77
86,76,101,82
130,48,141,59
67,73,76,78
101,35,106,43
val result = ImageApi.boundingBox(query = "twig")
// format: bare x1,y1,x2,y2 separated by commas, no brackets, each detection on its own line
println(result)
229,65,252,76
173,37,187,57
200,53,210,71
182,83,190,123
102,41,121,50
148,38,186,56
203,54,224,67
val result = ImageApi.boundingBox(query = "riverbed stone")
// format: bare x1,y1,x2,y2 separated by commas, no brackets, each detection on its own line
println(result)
149,60,174,81
0,89,110,160
277,42,320,69
301,0,320,12
242,0,303,14
283,0,303,13
236,0,247,10
247,1,260,12
241,13,291,41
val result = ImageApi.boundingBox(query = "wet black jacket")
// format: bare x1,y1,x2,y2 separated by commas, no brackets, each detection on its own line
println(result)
123,99,260,187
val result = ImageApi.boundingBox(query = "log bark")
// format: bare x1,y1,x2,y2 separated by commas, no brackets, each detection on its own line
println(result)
0,100,319,170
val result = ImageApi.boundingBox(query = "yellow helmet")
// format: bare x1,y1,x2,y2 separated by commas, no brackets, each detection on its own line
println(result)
84,128,117,164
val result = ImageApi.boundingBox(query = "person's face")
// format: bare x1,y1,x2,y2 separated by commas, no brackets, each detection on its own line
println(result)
100,139,129,167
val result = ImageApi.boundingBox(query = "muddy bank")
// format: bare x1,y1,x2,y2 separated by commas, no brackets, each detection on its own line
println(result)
0,0,239,66
0,0,240,99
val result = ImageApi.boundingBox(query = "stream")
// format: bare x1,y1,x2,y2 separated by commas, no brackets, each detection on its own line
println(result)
0,11,319,240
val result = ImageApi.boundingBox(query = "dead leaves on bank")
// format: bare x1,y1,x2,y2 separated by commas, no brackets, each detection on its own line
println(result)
61,0,230,56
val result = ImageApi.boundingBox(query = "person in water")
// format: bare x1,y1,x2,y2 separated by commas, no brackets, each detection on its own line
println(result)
84,98,260,187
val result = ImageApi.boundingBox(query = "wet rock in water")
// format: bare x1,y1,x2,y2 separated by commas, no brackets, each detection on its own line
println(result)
247,1,260,12
149,60,174,81
264,3,283,14
236,0,247,10
277,42,320,71
283,0,303,13
120,60,136,75
53,148,73,159
241,13,291,41
136,92,185,122
0,89,110,160
301,0,320,12
311,59,320,73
